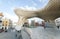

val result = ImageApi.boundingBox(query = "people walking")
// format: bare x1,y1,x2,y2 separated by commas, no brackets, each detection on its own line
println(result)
15,25,23,39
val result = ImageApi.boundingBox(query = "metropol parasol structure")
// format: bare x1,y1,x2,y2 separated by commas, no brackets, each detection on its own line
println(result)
14,0,60,26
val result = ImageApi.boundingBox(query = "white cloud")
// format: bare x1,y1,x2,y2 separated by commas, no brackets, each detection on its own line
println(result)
25,6,37,10
27,0,37,6
3,12,18,23
39,0,44,2
12,5,37,11
19,5,37,11
31,1,37,6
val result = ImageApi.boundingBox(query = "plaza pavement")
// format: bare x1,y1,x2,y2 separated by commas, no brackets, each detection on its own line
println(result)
0,26,60,39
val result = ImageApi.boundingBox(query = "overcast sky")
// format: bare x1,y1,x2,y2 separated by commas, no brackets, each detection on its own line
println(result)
0,0,49,22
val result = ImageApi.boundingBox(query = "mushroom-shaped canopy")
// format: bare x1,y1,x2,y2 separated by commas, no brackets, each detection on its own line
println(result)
14,9,38,18
37,0,60,21
14,0,60,21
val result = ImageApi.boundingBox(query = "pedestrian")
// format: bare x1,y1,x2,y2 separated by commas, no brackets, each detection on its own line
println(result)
57,26,59,29
15,25,23,39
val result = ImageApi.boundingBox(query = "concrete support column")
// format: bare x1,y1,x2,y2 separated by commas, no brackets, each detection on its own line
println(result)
18,16,27,26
